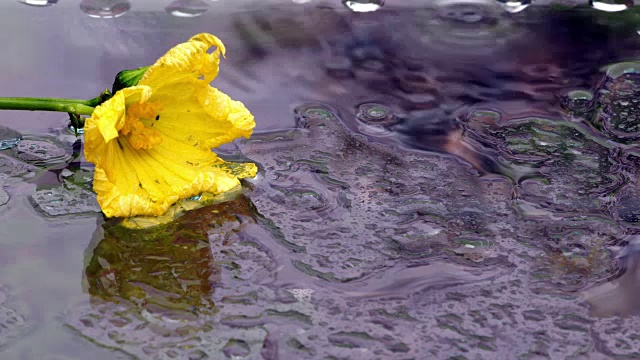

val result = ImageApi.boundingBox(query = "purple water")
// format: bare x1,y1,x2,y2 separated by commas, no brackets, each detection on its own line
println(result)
3,0,640,358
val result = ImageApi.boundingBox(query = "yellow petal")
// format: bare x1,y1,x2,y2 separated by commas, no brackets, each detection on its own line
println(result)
84,33,256,218
139,33,225,89
87,86,152,146
149,84,254,152
92,131,256,218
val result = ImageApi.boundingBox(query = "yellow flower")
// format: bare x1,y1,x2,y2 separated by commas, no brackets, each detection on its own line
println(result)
83,33,257,218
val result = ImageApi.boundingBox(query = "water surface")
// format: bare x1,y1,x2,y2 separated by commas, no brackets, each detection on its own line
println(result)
3,0,640,359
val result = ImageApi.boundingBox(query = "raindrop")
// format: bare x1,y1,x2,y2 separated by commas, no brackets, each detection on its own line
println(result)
18,0,57,6
590,0,631,12
560,89,595,113
342,0,384,13
301,107,335,121
0,126,21,151
496,0,531,13
294,104,337,128
80,0,131,18
356,103,398,126
165,0,209,18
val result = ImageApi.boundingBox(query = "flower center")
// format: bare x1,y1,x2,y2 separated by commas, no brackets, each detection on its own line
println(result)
122,102,164,149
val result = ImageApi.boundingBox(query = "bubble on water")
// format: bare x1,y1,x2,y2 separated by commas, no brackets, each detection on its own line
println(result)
0,187,8,207
356,103,398,126
436,0,497,24
294,104,338,129
0,126,21,151
496,0,531,13
80,0,130,18
12,139,70,167
165,0,209,18
560,89,595,113
302,108,334,121
425,0,518,55
590,0,631,12
17,0,57,6
342,0,384,12
30,183,101,216
605,61,640,79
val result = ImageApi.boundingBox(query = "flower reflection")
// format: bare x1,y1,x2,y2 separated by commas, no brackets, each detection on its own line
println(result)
84,195,253,314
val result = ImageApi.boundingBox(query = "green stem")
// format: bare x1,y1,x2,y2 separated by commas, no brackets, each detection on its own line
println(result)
0,97,95,116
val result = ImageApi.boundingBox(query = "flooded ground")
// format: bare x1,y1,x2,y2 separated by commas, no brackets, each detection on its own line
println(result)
3,0,640,358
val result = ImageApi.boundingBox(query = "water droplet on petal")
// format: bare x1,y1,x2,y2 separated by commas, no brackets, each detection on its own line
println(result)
342,0,384,13
80,0,131,18
496,0,531,13
356,103,398,126
18,0,57,6
590,0,631,12
0,126,22,151
165,0,209,18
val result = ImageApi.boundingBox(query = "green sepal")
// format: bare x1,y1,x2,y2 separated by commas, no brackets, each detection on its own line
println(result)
68,112,86,136
111,66,150,94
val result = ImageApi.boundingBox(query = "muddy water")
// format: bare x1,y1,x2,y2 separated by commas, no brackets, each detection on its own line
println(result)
3,1,640,359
